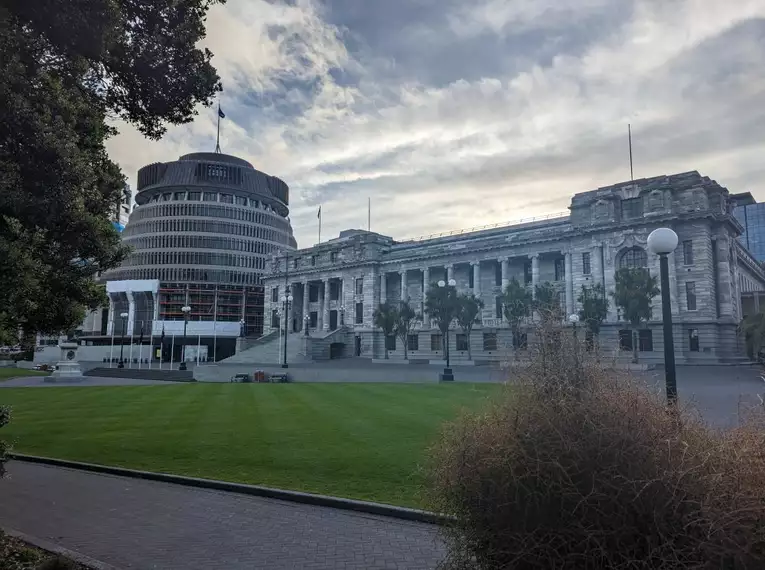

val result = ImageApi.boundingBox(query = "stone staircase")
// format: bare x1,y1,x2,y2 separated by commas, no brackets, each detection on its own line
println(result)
220,331,309,364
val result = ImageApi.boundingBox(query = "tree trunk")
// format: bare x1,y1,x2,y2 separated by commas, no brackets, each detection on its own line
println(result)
403,335,408,361
466,330,472,361
632,329,639,364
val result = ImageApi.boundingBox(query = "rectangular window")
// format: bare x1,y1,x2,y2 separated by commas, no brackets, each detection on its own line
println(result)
483,332,498,351
330,251,338,263
309,284,318,303
309,311,318,328
293,258,299,269
162,193,171,202
686,281,697,311
582,252,591,275
203,192,217,202
355,302,363,324
330,281,340,301
271,309,279,329
235,196,247,206
173,191,185,201
468,268,474,289
689,329,700,352
554,259,565,281
622,197,643,219
456,334,469,352
683,240,694,265
431,334,443,352
495,264,502,286
271,287,278,303
512,331,528,350
495,297,503,319
220,194,233,204
311,256,317,267
355,278,364,295
407,334,419,351
619,329,633,351
385,335,396,351
639,329,653,352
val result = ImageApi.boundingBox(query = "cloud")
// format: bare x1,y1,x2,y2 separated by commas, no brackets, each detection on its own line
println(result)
106,0,765,249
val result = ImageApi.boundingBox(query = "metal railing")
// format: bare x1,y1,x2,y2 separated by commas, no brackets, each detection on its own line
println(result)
398,211,569,243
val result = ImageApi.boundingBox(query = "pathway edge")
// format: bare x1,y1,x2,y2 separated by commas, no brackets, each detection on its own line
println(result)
2,526,120,570
11,454,450,525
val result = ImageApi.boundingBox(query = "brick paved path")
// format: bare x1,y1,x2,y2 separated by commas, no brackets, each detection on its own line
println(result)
0,462,445,569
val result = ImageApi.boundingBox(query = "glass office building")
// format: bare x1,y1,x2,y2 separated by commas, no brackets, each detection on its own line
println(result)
733,192,765,262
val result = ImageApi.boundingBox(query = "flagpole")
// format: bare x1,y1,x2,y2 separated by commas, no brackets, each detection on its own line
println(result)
197,333,201,365
128,325,134,368
213,283,218,363
170,334,175,368
215,103,222,153
148,327,154,370
368,197,371,232
318,206,322,244
138,320,143,370
109,330,114,368
628,123,634,181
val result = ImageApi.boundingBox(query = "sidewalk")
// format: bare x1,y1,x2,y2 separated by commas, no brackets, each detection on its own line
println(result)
0,461,444,569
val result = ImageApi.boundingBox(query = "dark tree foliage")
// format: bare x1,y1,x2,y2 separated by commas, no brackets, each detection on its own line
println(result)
0,0,223,342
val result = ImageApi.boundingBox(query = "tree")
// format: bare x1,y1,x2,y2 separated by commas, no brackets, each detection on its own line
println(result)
612,267,659,363
0,406,9,478
425,283,461,355
455,294,484,361
502,278,532,360
373,302,398,359
740,311,765,360
533,282,562,323
394,301,418,361
0,0,224,342
578,284,609,350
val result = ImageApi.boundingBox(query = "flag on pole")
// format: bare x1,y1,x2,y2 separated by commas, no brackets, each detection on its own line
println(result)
218,105,225,119
317,205,321,219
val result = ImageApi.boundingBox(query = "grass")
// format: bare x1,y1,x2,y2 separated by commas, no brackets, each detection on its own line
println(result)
0,383,499,507
0,367,49,381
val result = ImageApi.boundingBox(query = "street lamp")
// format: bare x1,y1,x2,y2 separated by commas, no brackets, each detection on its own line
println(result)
179,305,191,371
304,314,310,337
647,227,679,406
239,319,246,338
118,312,128,368
437,278,457,381
339,306,345,327
280,291,294,368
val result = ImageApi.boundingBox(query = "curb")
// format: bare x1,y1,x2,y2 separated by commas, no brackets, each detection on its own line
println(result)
2,526,119,570
11,454,450,526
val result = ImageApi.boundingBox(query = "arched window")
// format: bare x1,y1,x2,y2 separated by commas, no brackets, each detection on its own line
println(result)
619,247,648,269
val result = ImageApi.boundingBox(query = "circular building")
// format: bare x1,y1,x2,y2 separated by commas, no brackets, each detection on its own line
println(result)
92,152,296,362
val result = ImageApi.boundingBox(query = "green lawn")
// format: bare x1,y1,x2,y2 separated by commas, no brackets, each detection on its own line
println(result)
0,367,49,381
0,383,499,507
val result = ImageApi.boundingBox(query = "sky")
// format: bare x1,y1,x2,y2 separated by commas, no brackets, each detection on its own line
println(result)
106,0,765,248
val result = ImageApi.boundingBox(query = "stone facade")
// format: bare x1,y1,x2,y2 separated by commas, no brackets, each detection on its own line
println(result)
262,171,765,364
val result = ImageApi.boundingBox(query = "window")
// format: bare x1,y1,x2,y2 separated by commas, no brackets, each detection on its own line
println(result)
271,309,279,329
431,334,443,352
456,334,469,352
686,281,697,311
582,252,591,275
385,335,396,351
689,329,700,352
639,330,653,352
407,334,419,351
173,191,185,200
483,333,498,351
330,251,338,263
188,191,201,201
554,259,565,281
355,278,364,295
619,329,633,351
162,193,171,202
495,264,502,286
622,197,643,219
330,281,340,301
619,247,648,269
235,196,247,206
309,312,318,328
271,287,278,303
468,268,474,289
495,297,503,319
293,258,299,269
512,331,528,350
203,192,217,202
311,256,317,267
683,240,694,265
355,302,363,324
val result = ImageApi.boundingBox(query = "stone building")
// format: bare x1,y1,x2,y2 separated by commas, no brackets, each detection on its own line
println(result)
243,171,765,365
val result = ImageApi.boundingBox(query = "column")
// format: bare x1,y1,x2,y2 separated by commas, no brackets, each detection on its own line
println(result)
446,264,454,283
400,270,407,301
472,262,481,296
501,257,509,289
127,292,136,336
565,252,574,316
107,296,115,336
530,255,539,298
381,272,387,304
423,267,431,329
302,281,309,331
323,278,331,330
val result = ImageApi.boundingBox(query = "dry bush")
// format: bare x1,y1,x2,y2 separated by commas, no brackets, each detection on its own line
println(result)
427,323,765,569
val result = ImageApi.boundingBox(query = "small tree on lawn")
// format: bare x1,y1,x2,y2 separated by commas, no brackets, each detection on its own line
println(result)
395,300,419,361
456,294,484,361
502,278,533,360
534,282,562,323
612,267,659,363
0,406,9,478
425,282,461,356
373,302,399,359
578,284,609,351
740,311,765,360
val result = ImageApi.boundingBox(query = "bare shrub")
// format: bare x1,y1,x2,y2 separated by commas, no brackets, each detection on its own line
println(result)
427,324,765,569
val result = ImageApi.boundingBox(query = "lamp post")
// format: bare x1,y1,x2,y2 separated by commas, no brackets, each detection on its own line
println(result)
280,290,293,368
239,319,246,338
304,314,310,337
179,305,191,371
118,312,128,368
647,227,679,406
437,279,457,381
339,306,345,327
